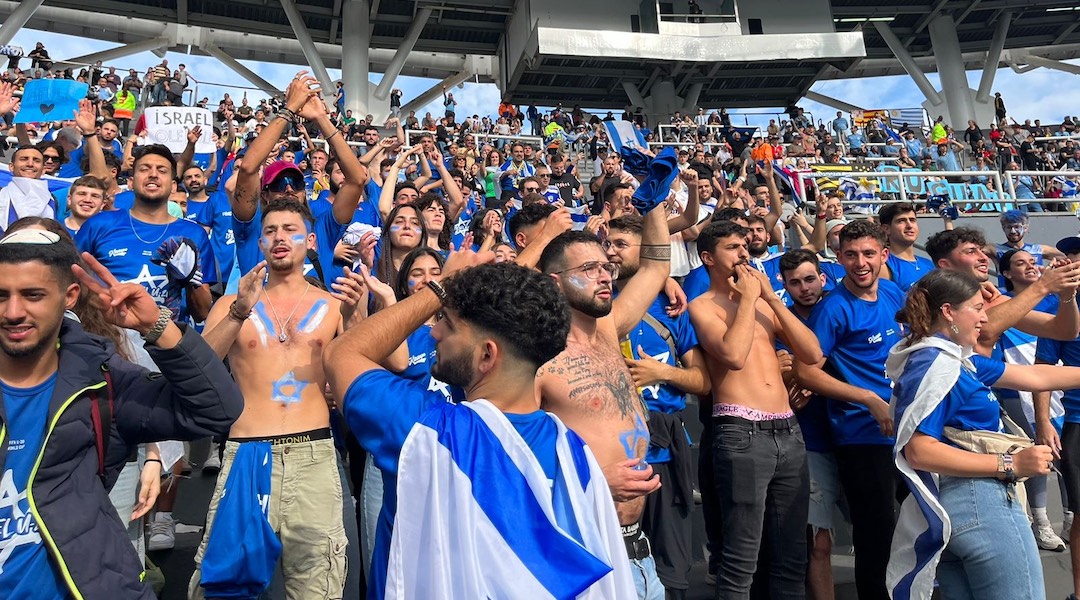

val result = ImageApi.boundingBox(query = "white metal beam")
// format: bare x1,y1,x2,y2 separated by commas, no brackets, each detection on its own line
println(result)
0,0,45,46
873,21,943,105
341,0,370,115
400,71,472,116
804,90,864,113
280,0,337,106
54,37,170,70
976,11,1011,103
373,6,433,100
202,42,282,97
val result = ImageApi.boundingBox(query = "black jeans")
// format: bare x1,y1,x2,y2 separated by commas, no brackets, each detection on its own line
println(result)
833,444,898,600
712,416,808,600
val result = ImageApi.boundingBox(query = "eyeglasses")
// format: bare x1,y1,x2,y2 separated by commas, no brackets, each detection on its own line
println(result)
552,261,619,280
601,239,640,252
43,155,61,163
265,174,304,192
524,187,541,193
537,174,551,178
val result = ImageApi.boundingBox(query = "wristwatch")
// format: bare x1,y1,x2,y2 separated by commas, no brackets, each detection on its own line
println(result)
999,453,1018,484
427,280,448,303
142,307,173,344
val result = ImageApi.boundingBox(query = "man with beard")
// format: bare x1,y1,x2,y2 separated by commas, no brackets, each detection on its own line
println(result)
794,220,903,600
992,210,1063,288
534,200,670,599
0,221,241,600
925,226,1080,356
231,72,366,290
326,258,635,600
689,222,822,600
76,145,215,324
183,165,235,288
878,202,934,291
778,249,842,600
605,215,710,599
190,200,354,599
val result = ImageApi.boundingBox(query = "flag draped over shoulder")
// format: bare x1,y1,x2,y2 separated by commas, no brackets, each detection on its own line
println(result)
387,399,635,600
884,336,970,600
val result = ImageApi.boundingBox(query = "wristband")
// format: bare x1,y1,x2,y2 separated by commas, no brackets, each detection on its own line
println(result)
228,300,252,323
1061,293,1077,305
143,459,162,466
1001,452,1018,483
427,280,448,303
325,129,342,142
141,307,173,344
81,131,95,138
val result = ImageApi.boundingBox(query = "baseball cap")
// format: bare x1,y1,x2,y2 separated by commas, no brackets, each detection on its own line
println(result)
825,218,849,233
261,161,304,189
1057,236,1080,255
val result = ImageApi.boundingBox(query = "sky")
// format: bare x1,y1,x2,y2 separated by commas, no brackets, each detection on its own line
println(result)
8,27,1080,130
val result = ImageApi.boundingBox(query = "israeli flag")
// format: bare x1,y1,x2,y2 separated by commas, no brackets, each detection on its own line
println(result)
604,120,647,154
884,336,968,600
1054,174,1078,198
387,399,635,599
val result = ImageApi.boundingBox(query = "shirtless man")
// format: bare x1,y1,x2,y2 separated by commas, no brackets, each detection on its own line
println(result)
689,221,822,600
535,202,670,599
188,200,354,599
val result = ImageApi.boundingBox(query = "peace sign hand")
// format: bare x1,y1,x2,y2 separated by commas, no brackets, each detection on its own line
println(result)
72,252,163,334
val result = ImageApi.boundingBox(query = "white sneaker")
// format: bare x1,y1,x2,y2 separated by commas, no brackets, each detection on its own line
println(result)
148,514,176,551
203,451,221,474
1034,521,1067,552
1064,512,1074,545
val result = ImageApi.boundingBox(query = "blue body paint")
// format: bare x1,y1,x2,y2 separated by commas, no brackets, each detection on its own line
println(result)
253,303,278,338
297,299,329,333
619,413,650,470
271,370,309,406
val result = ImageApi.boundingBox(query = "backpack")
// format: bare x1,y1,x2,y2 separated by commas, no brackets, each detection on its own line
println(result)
89,363,116,486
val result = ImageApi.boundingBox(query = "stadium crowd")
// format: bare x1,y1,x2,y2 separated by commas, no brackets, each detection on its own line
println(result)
3,45,1080,600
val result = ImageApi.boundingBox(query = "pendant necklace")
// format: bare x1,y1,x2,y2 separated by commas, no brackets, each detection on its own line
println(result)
262,284,311,343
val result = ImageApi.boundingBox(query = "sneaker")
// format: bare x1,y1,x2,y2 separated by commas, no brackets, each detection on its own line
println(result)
147,514,176,551
203,451,221,475
1034,522,1066,552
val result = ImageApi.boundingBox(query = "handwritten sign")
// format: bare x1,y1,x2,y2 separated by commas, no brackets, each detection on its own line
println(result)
144,107,214,153
13,79,88,124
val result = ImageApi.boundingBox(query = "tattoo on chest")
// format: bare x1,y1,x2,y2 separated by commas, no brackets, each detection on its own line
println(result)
555,352,646,419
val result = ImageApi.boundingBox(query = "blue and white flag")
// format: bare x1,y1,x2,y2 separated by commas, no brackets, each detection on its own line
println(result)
884,336,968,600
604,120,647,154
883,123,904,143
772,160,805,206
387,399,634,599
1054,174,1078,199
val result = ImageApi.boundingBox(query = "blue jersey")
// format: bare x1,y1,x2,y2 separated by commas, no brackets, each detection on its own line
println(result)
1037,333,1080,422
112,190,135,211
893,349,1005,440
186,191,236,283
682,265,710,303
76,210,217,324
61,139,123,178
0,373,66,599
809,280,905,445
450,193,482,250
233,204,346,289
625,293,698,463
885,254,934,291
778,308,834,452
344,369,557,600
401,325,437,382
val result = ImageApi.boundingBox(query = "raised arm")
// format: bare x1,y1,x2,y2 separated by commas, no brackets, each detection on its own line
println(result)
514,207,574,269
430,148,465,221
760,160,783,233
175,126,201,178
666,170,701,235
201,263,266,358
233,72,318,221
74,99,110,182
611,206,672,338
298,93,368,225
980,262,1080,353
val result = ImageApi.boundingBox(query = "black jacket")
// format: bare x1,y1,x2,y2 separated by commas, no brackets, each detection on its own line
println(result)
0,319,243,599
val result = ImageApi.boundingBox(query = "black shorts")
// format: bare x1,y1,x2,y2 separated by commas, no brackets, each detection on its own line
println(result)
1059,422,1080,513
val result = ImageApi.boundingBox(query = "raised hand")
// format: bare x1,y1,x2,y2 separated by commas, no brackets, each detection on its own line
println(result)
73,252,163,333
74,98,97,135
234,261,267,314
186,126,203,145
284,72,319,112
0,82,16,115
443,239,496,278
356,262,397,308
297,91,329,122
330,267,367,322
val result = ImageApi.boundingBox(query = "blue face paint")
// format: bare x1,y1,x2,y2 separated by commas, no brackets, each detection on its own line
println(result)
271,370,309,406
290,234,306,245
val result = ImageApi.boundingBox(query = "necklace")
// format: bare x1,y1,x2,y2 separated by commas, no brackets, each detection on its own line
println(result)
128,211,172,246
262,284,311,343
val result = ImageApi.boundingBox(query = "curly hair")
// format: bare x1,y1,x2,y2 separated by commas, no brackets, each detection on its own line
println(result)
925,227,987,265
443,263,570,368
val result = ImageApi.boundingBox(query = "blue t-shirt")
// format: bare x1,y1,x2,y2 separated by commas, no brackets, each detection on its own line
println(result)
112,190,135,211
682,265,710,303
994,292,1058,402
450,193,482,251
809,280,905,445
777,308,834,453
345,369,558,600
892,349,1005,440
60,140,124,178
1037,334,1080,422
75,210,217,324
0,373,66,599
760,254,842,305
401,325,437,382
886,254,934,292
186,191,236,283
625,293,698,463
233,204,346,289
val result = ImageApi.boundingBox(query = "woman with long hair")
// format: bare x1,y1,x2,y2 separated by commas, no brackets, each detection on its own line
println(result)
372,203,426,284
468,207,503,251
412,193,452,254
483,149,502,207
887,268,1080,599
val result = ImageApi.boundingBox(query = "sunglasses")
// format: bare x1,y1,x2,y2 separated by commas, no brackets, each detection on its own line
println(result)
43,155,61,163
265,174,304,192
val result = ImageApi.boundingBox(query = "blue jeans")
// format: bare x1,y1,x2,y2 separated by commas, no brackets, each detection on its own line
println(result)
937,476,1045,600
631,555,665,600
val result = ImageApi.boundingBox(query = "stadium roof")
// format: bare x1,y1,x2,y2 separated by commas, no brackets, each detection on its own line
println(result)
5,0,1080,108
